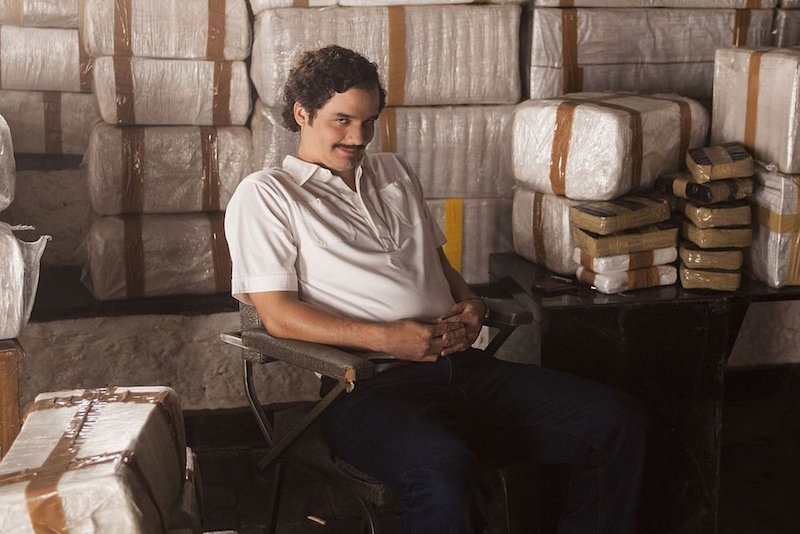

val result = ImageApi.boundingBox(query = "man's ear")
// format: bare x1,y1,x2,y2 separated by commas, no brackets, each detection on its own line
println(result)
293,102,308,128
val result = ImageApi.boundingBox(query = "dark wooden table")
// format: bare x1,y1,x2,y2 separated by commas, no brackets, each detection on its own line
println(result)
489,252,800,534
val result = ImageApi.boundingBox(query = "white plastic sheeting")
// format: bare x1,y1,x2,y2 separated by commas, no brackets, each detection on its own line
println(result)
531,0,776,5
0,0,81,27
0,222,49,340
0,114,13,211
512,187,578,276
773,10,800,48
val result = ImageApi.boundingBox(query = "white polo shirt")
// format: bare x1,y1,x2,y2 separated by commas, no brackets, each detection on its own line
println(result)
225,153,456,323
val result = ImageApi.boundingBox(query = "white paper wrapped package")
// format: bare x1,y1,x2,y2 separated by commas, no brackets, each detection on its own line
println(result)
712,47,800,175
774,10,800,48
426,197,512,284
0,90,99,154
83,0,251,60
0,223,48,340
92,57,250,126
86,123,252,215
531,0,775,5
83,213,231,300
251,102,515,198
0,114,13,211
747,162,800,287
574,246,677,274
512,187,579,276
0,0,81,27
512,92,708,200
525,8,772,100
251,5,520,107
577,264,677,294
0,26,91,92
0,387,185,534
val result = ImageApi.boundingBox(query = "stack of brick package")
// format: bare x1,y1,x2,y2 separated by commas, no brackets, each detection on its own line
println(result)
713,46,800,288
248,0,524,283
81,0,253,301
0,1,98,155
774,0,800,47
657,143,755,291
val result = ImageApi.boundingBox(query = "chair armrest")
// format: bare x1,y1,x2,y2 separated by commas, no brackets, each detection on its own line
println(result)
483,298,533,329
222,329,376,383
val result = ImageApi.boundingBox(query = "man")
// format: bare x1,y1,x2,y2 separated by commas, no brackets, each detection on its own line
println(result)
226,45,645,533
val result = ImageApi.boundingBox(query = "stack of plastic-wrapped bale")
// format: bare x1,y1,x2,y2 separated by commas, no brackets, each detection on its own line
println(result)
0,1,98,156
774,0,800,47
511,91,708,294
80,0,252,300
712,46,800,288
247,0,524,283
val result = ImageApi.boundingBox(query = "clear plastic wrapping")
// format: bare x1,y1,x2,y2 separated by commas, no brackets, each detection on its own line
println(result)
773,10,800,48
569,195,670,235
0,386,185,533
686,143,754,182
92,56,251,126
0,0,81,27
679,242,743,270
712,47,800,175
0,222,49,340
251,102,515,198
86,123,252,215
0,114,13,211
83,213,231,300
0,90,99,155
525,8,773,100
573,221,679,257
574,246,677,274
780,0,800,7
512,92,708,200
0,26,91,92
251,5,521,107
341,0,525,4
577,264,677,294
532,0,776,4
512,187,579,276
681,199,752,229
654,171,754,204
426,197,512,284
680,219,752,248
679,263,742,290
249,0,336,15
83,0,252,60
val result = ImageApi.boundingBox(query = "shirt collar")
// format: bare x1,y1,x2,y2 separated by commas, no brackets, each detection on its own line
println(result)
282,154,368,187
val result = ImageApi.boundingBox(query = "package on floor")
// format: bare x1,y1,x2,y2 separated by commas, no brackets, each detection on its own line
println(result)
0,114,13,211
86,123,252,215
0,387,186,533
712,47,800,174
0,222,49,340
577,264,677,294
251,5,520,107
252,102,515,198
654,172,753,205
679,264,742,290
83,0,251,60
569,195,670,235
512,92,707,200
686,144,754,182
573,221,679,257
679,242,743,271
92,57,251,126
681,219,752,248
83,213,231,300
574,246,677,275
0,0,81,28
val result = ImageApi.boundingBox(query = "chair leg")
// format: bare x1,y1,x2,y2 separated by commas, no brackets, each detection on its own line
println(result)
354,496,382,534
264,462,284,534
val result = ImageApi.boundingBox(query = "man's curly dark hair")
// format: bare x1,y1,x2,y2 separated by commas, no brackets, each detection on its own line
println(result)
281,45,387,132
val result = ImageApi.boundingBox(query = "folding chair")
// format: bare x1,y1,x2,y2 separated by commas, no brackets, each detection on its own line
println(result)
220,297,533,533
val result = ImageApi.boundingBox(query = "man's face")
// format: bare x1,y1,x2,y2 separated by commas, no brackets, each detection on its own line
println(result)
294,86,380,182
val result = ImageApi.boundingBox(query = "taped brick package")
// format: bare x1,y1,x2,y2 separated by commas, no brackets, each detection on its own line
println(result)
573,222,679,257
250,5,521,107
0,387,186,533
0,114,13,211
774,9,800,48
574,247,677,274
512,187,579,275
0,90,99,155
679,264,742,290
167,447,202,534
512,92,708,200
251,102,515,198
86,123,252,215
0,0,81,27
524,8,772,100
712,47,800,174
426,198,513,284
569,195,671,235
686,143,754,182
681,219,753,248
83,213,231,300
82,0,251,61
577,264,677,294
680,199,752,228
654,171,754,204
680,242,744,270
0,222,49,339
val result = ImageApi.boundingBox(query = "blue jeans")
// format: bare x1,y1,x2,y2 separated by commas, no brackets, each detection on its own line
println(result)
320,348,646,534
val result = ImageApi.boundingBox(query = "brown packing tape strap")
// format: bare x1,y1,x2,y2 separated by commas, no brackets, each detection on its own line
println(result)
206,0,226,60
121,127,145,213
114,56,135,124
124,216,145,298
578,267,596,287
42,92,63,155
746,0,762,6
380,107,397,153
744,50,768,155
212,61,232,125
549,101,579,196
733,9,751,47
579,249,593,270
532,191,546,264
561,9,582,93
3,0,23,26
558,0,575,5
114,0,133,57
647,95,692,170
200,127,221,211
387,6,406,106
756,205,800,234
209,212,232,292
292,0,309,6
627,266,662,289
628,249,656,270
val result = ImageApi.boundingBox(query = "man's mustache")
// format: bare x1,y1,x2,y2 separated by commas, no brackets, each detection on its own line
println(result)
335,143,366,151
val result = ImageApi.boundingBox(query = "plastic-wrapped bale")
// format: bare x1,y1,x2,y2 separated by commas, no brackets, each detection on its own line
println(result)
83,213,231,300
679,263,742,290
530,0,776,5
524,8,772,100
712,47,800,174
512,92,708,200
0,222,49,340
251,5,521,107
748,161,800,287
680,199,752,229
781,0,800,8
774,10,800,48
680,242,743,271
574,246,677,274
512,187,579,276
0,387,185,534
426,197,512,284
0,26,91,92
654,171,753,204
83,0,251,60
167,447,202,534
0,114,13,211
86,123,252,215
0,0,81,27
341,0,526,4
251,102,515,198
686,144,754,182
569,195,670,235
681,219,752,248
92,57,250,126
249,0,336,16
0,90,99,155
573,221,679,257
577,264,676,294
